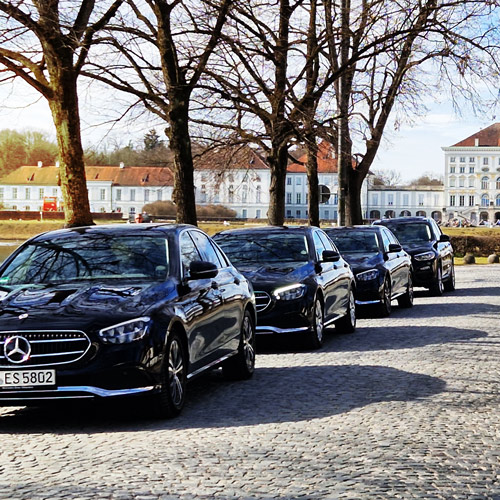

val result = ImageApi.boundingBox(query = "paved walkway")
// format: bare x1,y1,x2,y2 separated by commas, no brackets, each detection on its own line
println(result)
0,265,499,499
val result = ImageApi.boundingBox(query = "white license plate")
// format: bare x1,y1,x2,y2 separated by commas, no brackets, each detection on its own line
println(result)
0,370,56,388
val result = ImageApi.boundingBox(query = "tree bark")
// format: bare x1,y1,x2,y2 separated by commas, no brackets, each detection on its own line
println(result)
306,138,320,227
267,142,289,226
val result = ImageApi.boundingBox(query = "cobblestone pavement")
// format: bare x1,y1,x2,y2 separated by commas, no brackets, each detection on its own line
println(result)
1,265,499,499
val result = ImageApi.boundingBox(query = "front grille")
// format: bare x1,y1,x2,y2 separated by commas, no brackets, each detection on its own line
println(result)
254,291,272,312
0,331,91,368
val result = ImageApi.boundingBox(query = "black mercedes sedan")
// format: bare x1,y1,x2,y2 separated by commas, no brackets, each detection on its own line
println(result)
373,216,455,296
324,226,413,316
0,224,256,418
213,226,356,349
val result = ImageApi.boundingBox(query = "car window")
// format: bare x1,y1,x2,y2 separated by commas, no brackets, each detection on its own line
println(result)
328,230,380,254
312,231,327,261
189,230,223,268
214,232,309,265
179,232,202,278
317,230,335,252
384,228,399,246
0,234,169,284
385,223,433,244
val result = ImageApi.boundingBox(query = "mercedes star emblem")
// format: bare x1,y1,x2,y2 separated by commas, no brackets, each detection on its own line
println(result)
4,336,31,364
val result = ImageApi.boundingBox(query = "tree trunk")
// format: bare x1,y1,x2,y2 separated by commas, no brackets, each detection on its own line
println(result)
306,139,320,227
345,166,364,224
166,94,198,226
267,143,288,226
48,75,93,227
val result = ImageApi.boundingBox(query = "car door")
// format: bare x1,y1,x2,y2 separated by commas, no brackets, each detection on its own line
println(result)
189,230,243,354
380,228,405,296
432,220,454,279
177,230,225,371
312,229,348,320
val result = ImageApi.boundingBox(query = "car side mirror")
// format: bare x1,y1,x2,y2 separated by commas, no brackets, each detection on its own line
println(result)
439,234,450,242
387,243,402,253
188,261,218,280
321,250,341,262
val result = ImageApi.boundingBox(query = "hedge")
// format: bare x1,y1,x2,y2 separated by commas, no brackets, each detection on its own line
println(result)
449,235,500,257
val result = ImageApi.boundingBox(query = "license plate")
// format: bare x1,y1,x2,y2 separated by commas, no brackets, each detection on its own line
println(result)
0,370,56,388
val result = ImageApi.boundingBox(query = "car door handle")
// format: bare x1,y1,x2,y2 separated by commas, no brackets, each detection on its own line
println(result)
234,277,240,285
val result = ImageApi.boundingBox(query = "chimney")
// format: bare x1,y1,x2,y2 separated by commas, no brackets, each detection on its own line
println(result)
37,161,43,168
119,162,125,169
475,138,479,146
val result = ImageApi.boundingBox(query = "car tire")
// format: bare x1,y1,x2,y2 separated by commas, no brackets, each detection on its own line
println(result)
336,288,356,334
222,310,256,380
443,262,456,292
398,274,414,308
151,330,187,418
306,298,324,350
431,264,444,296
378,277,392,317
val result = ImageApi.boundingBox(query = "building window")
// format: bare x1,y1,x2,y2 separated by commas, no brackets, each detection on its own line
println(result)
296,210,301,218
449,178,456,187
418,194,424,206
450,157,456,163
459,195,465,206
25,188,31,200
200,185,207,203
12,205,17,210
296,193,301,204
24,206,30,211
242,209,247,218
333,193,338,205
371,194,378,205
459,177,465,187
296,177,302,185
99,189,105,201
100,207,106,213
450,195,456,206
481,194,489,207
469,157,475,163
130,189,136,201
256,186,261,203
286,192,292,204
483,158,489,165
52,188,58,196
39,188,44,199
481,177,489,190
496,177,500,190
157,190,162,201
286,210,292,218
449,166,455,173
387,194,394,206
144,189,150,202
12,188,17,199
459,166,465,173
496,195,500,207
129,207,136,215
256,209,261,218
469,195,475,206
228,185,234,203
287,177,292,185
325,210,329,219
242,188,247,203
469,177,475,187
116,189,122,201
459,157,466,163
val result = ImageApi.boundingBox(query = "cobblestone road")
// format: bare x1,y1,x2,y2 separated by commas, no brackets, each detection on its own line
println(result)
1,265,499,499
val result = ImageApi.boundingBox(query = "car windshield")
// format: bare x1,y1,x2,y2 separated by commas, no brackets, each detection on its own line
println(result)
0,233,169,285
384,223,432,244
215,232,309,265
329,231,380,254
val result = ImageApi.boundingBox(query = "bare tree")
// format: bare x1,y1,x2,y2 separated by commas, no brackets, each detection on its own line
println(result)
0,1,123,226
84,0,232,225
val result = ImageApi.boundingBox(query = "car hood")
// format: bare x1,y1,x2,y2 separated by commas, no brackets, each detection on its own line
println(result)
341,252,382,273
0,280,175,332
235,261,312,289
402,242,434,256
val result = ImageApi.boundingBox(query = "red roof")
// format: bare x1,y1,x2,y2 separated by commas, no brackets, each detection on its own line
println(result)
452,123,500,147
287,141,341,173
0,165,174,187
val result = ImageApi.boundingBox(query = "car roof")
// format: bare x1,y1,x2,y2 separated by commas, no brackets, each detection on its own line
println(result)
215,225,316,236
30,223,198,241
374,216,432,224
325,225,383,233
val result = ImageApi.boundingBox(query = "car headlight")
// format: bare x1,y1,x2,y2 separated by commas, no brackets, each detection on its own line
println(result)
414,251,435,261
98,317,151,344
356,269,379,281
273,284,307,300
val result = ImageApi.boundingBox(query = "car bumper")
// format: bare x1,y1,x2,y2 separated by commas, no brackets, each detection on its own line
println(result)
255,296,314,335
353,279,383,305
412,260,437,287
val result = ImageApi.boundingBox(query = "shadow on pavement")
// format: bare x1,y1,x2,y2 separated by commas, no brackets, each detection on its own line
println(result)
0,363,445,433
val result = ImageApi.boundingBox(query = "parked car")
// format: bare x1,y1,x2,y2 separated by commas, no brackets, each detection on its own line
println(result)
324,226,413,316
373,216,455,295
213,226,356,349
0,224,256,418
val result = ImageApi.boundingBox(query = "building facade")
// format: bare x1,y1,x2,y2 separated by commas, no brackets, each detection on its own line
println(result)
0,163,173,217
442,123,500,224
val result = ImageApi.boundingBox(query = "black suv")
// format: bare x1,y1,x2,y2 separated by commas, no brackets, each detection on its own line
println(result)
373,217,454,295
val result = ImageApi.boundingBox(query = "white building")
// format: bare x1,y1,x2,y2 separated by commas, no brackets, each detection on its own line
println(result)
0,163,174,217
442,123,500,224
366,185,444,221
